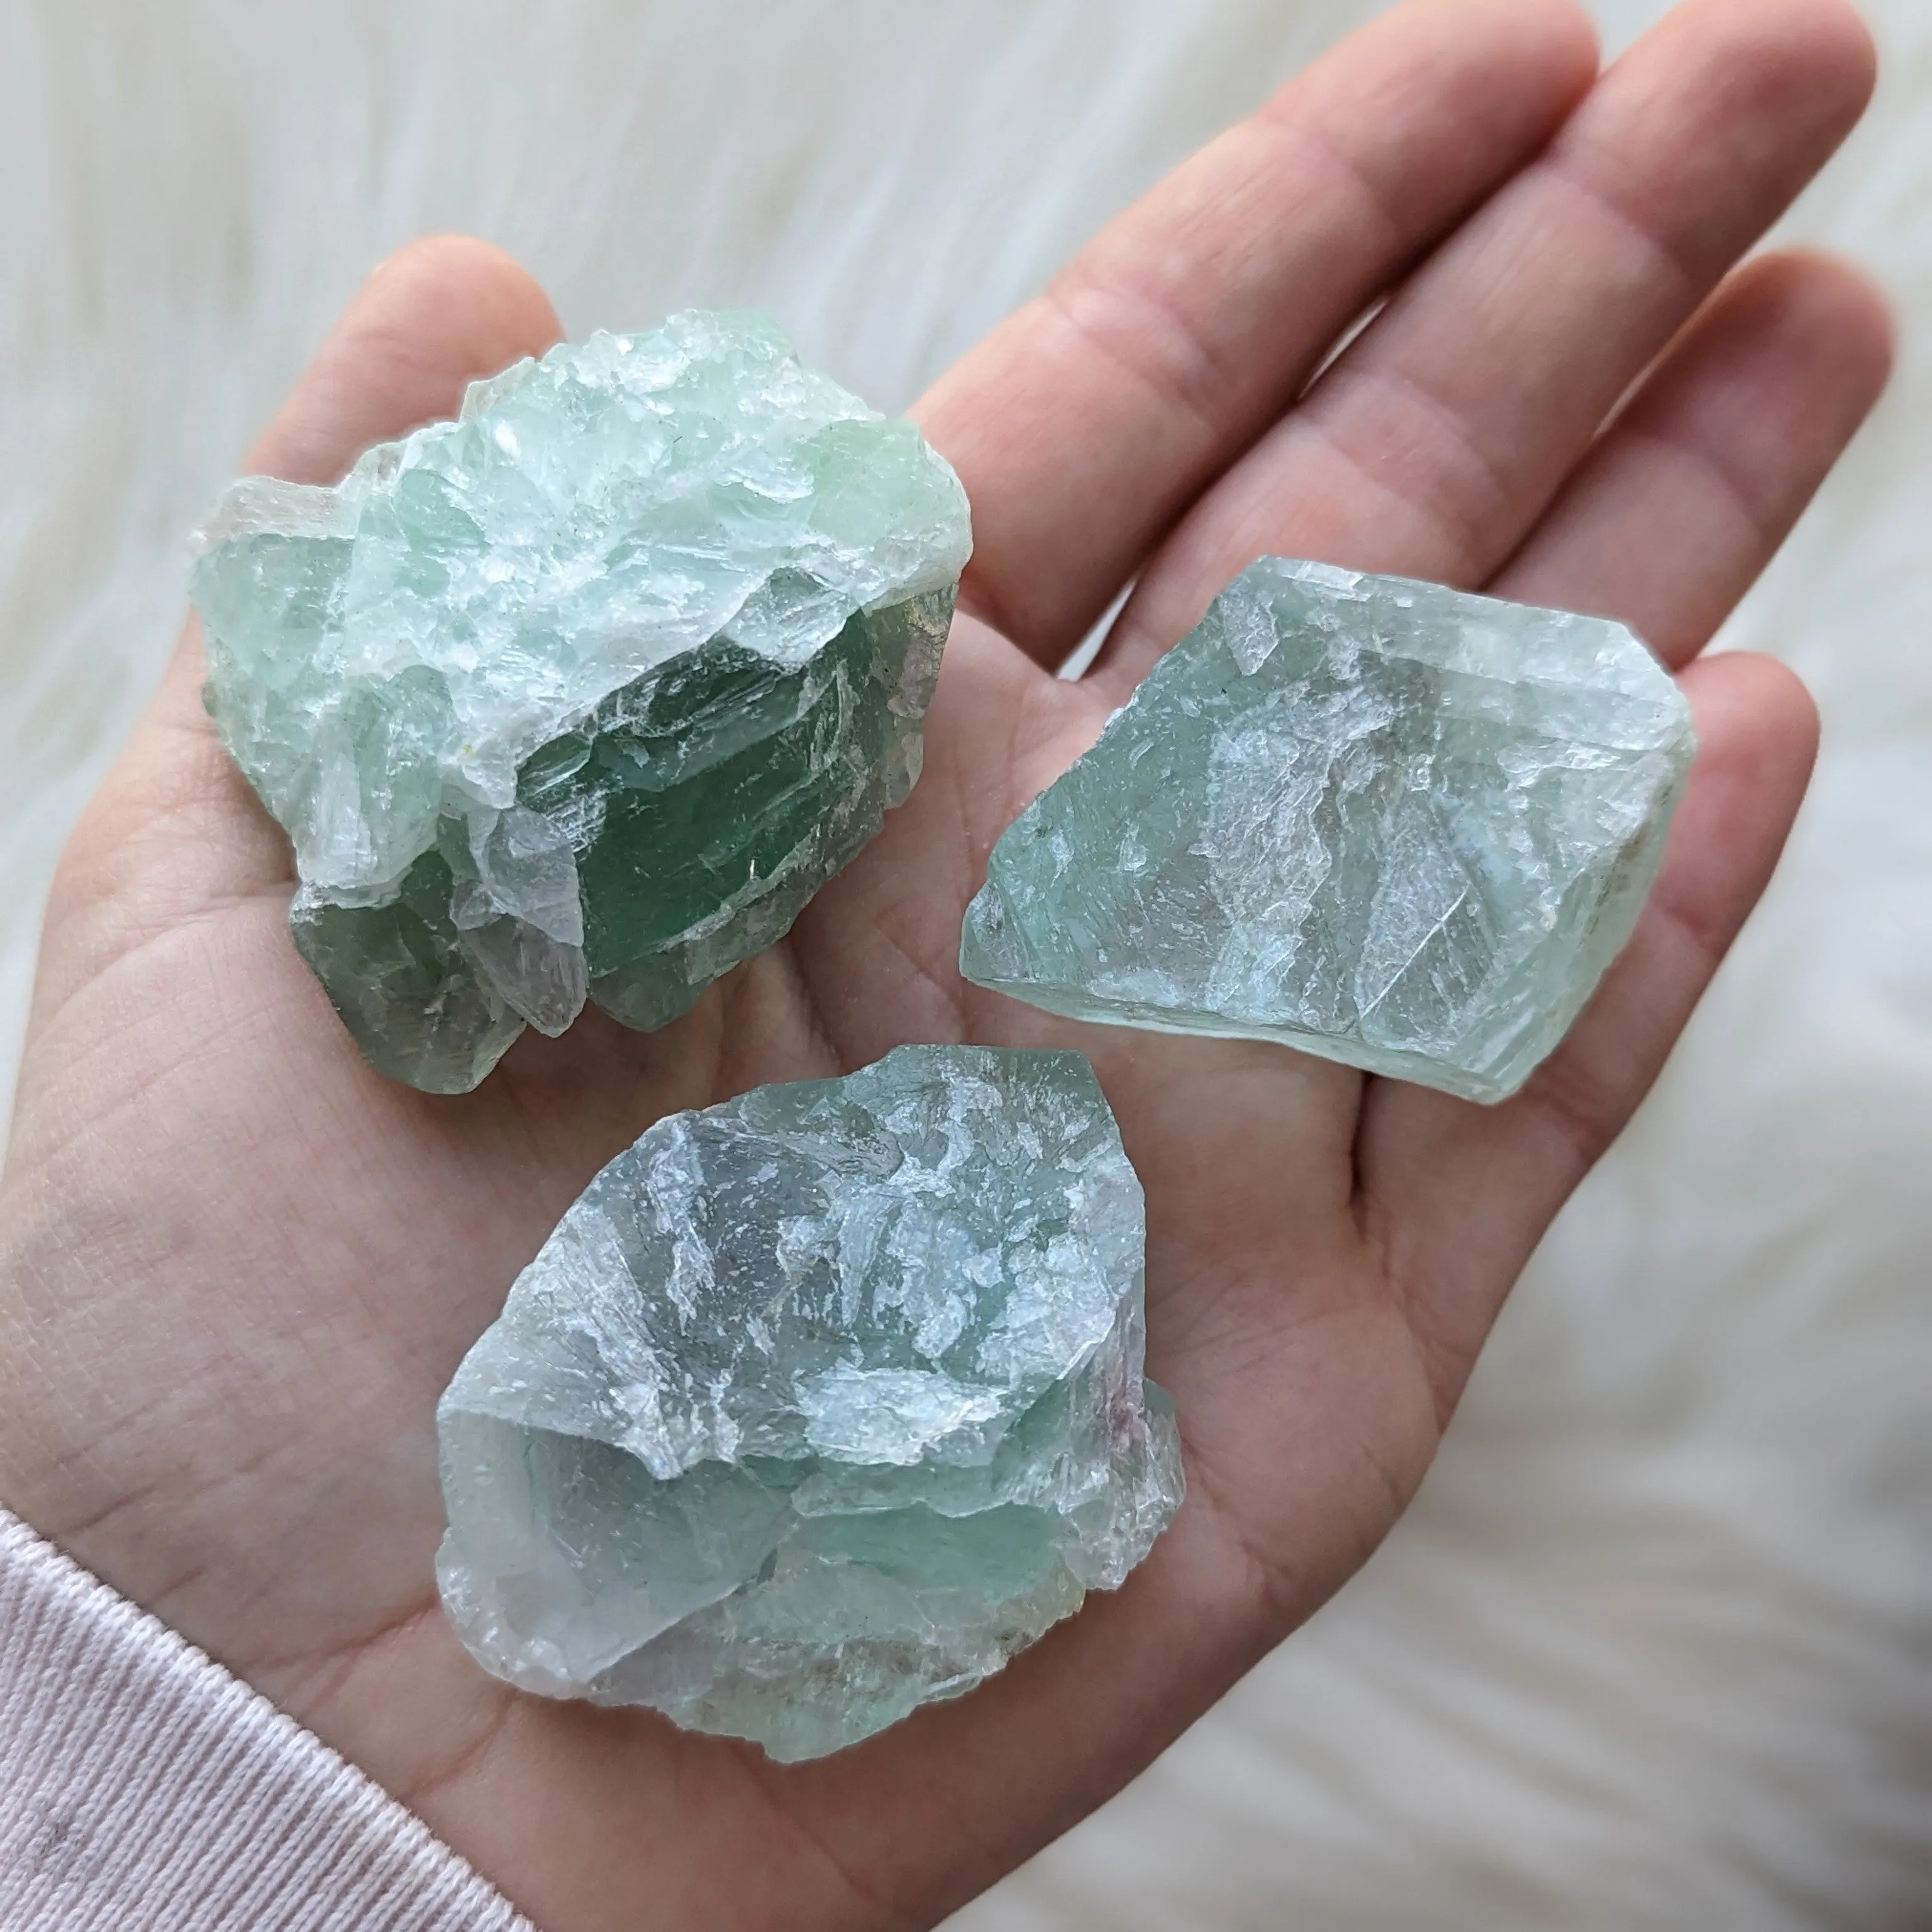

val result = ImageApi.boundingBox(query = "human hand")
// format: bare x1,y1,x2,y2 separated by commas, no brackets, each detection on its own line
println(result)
0,1,1889,1926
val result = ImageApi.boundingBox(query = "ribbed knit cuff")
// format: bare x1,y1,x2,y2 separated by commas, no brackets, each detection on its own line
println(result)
0,1505,533,1931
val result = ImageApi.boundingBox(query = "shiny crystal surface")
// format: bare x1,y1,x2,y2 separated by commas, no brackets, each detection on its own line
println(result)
435,1045,1182,1761
961,560,1696,1102
191,314,972,1092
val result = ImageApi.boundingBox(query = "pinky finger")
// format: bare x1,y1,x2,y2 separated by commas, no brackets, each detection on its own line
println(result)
1492,247,1892,668
1349,252,1890,1401
1360,652,1819,1392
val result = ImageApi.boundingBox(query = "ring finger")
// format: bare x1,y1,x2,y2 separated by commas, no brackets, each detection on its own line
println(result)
1088,0,1875,697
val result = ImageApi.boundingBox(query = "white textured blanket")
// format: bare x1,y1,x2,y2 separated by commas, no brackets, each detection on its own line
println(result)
0,3,1926,1924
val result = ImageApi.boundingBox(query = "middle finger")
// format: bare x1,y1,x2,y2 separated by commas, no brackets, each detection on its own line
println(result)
1090,0,1875,696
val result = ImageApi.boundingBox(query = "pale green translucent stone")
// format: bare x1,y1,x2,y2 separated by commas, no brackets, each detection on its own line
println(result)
961,560,1696,1103
435,1045,1182,1762
190,314,972,1093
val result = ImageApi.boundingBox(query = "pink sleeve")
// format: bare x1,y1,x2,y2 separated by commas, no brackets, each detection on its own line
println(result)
0,1505,533,1931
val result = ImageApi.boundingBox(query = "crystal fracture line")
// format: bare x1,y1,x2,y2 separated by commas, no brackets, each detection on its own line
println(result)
192,314,972,1091
961,560,1696,1102
435,1045,1183,1762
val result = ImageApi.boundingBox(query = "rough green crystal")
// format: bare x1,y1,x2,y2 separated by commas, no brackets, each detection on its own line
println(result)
961,560,1696,1103
190,314,972,1092
435,1045,1182,1761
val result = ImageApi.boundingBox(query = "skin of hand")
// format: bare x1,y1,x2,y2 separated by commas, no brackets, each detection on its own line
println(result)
0,0,1892,1926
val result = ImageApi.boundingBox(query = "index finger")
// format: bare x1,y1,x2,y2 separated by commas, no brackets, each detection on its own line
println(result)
913,0,1599,671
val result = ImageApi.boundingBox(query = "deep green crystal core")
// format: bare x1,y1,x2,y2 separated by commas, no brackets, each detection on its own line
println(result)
961,560,1696,1102
191,314,971,1091
435,1045,1183,1761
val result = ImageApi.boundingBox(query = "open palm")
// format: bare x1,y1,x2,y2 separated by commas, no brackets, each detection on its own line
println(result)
0,2,1889,1927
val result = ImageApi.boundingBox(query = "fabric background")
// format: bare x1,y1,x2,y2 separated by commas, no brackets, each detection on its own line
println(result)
1,3,1926,1925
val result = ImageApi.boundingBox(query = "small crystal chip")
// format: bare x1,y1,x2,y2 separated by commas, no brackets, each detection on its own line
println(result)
435,1044,1182,1762
960,559,1696,1103
191,314,972,1092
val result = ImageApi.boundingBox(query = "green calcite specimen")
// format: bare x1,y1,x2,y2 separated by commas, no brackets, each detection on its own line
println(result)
190,314,972,1092
961,560,1696,1102
435,1045,1182,1761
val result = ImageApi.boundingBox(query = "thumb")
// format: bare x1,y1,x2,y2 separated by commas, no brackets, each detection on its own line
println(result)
38,238,562,1009
247,235,563,487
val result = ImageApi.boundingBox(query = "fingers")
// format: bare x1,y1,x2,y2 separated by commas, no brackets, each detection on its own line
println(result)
1351,250,1887,1389
51,239,560,962
1360,652,1818,1413
914,0,1601,669
1492,250,1893,665
1094,0,1876,694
